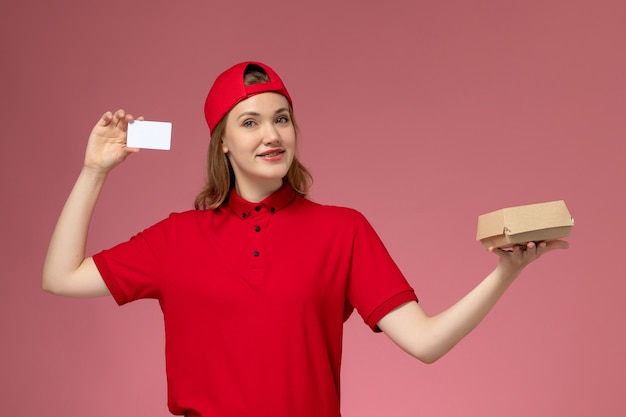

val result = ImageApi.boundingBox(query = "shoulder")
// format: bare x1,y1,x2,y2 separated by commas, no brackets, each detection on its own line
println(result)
148,209,208,224
166,209,213,220
297,196,359,214
292,196,370,226
140,209,214,232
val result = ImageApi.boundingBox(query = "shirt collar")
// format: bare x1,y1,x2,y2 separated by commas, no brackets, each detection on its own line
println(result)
226,183,296,219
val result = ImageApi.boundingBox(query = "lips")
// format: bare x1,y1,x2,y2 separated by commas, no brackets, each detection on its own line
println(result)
257,149,285,157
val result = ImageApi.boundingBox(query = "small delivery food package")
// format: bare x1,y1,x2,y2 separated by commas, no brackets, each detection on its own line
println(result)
476,200,574,250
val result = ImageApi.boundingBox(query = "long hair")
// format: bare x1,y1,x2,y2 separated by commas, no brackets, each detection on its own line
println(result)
194,69,313,210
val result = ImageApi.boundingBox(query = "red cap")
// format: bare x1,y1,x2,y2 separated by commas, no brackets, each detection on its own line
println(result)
204,61,293,132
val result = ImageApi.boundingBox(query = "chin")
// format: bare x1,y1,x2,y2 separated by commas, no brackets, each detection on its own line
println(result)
264,165,291,179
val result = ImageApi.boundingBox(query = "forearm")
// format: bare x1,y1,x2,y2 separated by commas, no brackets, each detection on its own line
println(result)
380,241,565,363
42,167,107,293
420,265,519,361
378,265,522,364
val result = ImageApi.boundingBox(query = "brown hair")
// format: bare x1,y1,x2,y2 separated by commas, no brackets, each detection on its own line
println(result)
194,68,313,210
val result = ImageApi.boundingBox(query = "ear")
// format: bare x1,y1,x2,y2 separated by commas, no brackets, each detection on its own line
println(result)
221,139,229,154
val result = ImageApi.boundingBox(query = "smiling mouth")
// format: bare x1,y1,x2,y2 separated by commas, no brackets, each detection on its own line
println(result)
258,150,284,157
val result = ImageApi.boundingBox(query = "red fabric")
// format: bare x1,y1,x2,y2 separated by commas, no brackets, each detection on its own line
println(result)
204,61,292,132
93,184,417,417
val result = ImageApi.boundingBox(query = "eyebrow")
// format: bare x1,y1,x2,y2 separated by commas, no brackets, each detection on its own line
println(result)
236,107,290,120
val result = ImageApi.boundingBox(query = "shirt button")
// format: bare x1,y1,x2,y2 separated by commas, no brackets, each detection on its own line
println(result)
241,213,247,218
253,251,260,257
255,226,261,232
270,207,276,213
255,206,261,212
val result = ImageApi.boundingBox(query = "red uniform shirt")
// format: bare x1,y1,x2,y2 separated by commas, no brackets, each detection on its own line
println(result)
93,184,417,417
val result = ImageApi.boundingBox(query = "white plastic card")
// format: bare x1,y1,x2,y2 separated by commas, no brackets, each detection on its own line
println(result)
127,120,172,150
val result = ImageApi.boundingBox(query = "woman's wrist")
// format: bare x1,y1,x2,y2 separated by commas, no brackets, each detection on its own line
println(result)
493,262,523,284
80,164,110,181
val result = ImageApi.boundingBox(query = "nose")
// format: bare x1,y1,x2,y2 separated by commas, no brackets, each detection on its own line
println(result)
263,122,281,145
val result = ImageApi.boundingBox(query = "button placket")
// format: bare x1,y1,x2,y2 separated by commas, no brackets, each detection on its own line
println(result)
249,206,271,264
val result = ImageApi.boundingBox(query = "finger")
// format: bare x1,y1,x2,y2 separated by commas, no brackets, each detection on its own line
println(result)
489,246,512,259
531,240,568,253
488,246,501,254
137,116,145,121
112,109,126,128
118,110,135,132
534,241,548,256
545,239,570,251
524,241,537,255
526,242,541,259
100,111,114,126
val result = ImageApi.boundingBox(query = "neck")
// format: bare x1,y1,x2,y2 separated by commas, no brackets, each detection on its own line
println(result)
234,178,283,203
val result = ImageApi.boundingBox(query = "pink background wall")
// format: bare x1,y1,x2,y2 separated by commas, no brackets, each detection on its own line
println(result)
1,0,624,416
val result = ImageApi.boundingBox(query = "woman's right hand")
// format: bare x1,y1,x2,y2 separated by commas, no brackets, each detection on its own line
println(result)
43,109,143,297
84,109,141,173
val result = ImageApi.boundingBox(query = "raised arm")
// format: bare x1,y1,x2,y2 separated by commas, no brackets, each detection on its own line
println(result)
42,109,140,297
377,240,569,363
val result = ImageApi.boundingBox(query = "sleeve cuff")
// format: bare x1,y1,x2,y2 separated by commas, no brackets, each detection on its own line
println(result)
366,290,418,332
92,252,129,306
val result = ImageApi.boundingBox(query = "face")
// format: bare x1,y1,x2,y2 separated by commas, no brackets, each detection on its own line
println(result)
222,92,296,197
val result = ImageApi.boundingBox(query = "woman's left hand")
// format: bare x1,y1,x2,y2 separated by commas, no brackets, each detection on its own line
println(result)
490,240,570,277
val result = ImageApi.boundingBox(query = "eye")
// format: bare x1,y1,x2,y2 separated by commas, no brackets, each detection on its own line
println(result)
242,120,256,128
276,115,290,124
